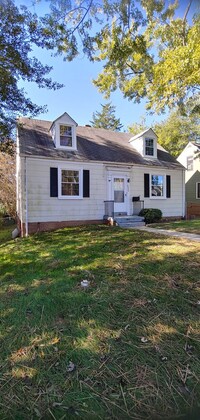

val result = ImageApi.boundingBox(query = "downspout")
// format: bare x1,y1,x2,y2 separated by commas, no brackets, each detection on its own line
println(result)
182,169,185,218
25,157,28,236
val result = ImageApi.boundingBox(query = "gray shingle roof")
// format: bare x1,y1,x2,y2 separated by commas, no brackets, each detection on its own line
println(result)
18,117,183,169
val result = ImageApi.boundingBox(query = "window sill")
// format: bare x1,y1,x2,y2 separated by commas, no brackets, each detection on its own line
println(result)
150,196,166,199
58,196,83,199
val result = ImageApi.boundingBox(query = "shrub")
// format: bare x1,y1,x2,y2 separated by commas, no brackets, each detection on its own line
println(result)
139,208,162,224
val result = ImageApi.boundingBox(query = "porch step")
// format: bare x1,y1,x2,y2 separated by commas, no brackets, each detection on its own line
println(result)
114,215,145,228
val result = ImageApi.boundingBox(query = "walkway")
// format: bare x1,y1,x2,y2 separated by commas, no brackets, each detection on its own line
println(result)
133,226,200,242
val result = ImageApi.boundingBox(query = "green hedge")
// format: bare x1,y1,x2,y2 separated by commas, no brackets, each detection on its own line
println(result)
139,208,162,224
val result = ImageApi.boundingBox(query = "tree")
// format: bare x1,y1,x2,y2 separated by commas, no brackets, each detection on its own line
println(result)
1,0,199,139
153,110,200,157
90,102,123,130
93,0,200,114
0,152,16,218
0,0,63,138
128,117,148,136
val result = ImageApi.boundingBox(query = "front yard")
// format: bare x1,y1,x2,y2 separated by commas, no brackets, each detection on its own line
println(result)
0,225,200,419
149,219,200,235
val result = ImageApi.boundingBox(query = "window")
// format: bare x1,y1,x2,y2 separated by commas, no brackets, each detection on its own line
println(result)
187,156,193,171
114,178,124,203
61,170,79,196
60,125,72,147
145,138,154,156
151,175,164,197
197,182,200,199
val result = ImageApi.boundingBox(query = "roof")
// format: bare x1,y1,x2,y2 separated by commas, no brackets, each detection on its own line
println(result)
49,112,78,130
17,117,183,170
129,128,157,141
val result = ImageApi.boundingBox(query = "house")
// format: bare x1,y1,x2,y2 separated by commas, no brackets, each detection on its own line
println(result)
177,141,200,218
16,112,185,236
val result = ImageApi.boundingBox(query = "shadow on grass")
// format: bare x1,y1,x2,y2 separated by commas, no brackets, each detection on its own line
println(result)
0,225,200,419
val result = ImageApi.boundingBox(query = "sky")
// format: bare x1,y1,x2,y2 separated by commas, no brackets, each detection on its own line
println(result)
16,0,198,130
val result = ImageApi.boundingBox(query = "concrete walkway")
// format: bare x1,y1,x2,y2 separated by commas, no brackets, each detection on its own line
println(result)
133,226,200,242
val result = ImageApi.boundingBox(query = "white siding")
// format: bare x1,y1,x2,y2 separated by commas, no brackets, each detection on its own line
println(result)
23,158,185,222
26,159,106,222
130,166,185,217
177,143,200,183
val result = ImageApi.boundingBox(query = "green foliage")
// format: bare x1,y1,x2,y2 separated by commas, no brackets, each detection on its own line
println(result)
93,1,200,114
153,108,200,157
1,1,199,138
139,208,162,223
128,117,148,135
0,0,63,138
90,102,123,131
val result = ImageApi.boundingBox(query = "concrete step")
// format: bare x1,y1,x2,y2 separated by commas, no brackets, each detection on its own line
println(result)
120,222,145,228
114,215,145,228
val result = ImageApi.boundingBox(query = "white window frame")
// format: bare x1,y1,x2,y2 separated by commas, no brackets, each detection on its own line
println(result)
187,156,193,171
144,138,154,157
58,167,83,199
196,182,200,199
150,174,166,199
58,124,76,150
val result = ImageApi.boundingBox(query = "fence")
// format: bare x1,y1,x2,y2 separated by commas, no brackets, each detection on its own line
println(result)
186,203,200,220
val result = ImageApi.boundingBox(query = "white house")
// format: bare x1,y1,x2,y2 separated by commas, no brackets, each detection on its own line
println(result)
16,112,185,235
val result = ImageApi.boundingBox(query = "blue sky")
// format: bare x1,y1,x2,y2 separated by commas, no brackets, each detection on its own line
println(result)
16,0,198,130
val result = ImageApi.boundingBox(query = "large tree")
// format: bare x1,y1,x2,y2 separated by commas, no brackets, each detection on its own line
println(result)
90,102,123,130
93,0,200,114
0,0,63,138
1,0,199,138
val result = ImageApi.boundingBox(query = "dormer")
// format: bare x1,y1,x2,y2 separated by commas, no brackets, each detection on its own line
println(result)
50,112,78,150
129,128,158,159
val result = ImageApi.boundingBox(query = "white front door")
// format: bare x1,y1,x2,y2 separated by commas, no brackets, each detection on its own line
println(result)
112,175,127,214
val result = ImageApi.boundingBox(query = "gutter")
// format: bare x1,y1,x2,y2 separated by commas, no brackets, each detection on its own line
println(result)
25,157,28,237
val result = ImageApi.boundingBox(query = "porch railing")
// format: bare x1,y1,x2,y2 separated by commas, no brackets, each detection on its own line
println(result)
104,200,114,219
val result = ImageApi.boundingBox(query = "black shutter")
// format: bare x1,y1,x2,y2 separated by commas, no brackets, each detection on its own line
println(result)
50,167,58,197
144,174,150,197
166,175,171,198
83,170,90,198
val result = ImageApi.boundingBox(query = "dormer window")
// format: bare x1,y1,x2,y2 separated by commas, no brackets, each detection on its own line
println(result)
145,138,154,156
50,112,78,150
60,125,73,147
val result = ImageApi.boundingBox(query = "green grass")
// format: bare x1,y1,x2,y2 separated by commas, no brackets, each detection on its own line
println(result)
0,225,200,419
0,224,15,243
149,219,200,235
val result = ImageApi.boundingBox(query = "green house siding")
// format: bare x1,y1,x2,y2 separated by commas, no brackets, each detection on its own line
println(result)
186,170,200,203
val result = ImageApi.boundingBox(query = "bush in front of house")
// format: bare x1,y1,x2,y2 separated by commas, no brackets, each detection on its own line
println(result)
139,208,162,224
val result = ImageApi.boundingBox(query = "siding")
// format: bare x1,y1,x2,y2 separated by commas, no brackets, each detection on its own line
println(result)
131,166,184,217
26,159,106,222
177,143,200,203
186,171,200,203
22,158,185,222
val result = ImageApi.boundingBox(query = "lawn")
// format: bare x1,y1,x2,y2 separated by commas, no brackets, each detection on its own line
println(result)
149,219,200,235
0,225,200,419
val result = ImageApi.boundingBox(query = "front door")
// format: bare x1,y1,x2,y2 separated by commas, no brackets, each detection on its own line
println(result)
112,175,127,214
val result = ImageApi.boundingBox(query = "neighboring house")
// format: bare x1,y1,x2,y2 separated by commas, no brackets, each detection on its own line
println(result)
16,112,185,235
177,141,200,217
